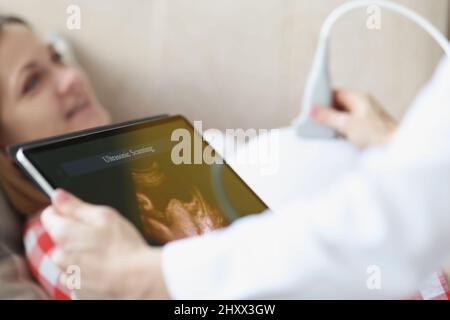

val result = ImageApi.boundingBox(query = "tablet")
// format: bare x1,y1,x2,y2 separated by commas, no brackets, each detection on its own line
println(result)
13,115,268,245
7,114,169,157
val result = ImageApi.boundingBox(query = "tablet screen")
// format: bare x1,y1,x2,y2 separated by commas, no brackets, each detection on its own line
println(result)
23,116,268,245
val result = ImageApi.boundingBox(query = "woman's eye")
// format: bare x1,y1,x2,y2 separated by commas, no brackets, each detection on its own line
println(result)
51,51,63,63
23,73,40,94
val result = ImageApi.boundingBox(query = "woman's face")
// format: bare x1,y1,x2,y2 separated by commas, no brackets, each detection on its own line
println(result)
0,24,111,146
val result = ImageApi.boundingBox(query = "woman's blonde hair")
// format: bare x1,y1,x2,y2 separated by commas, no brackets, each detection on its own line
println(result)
0,15,50,215
0,154,49,215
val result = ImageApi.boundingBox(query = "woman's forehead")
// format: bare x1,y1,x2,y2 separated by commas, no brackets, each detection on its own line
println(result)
0,24,46,90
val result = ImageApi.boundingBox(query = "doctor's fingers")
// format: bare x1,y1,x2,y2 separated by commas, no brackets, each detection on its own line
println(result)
52,189,107,225
333,89,369,113
56,253,116,300
310,106,350,136
41,206,93,249
51,248,94,274
52,248,76,271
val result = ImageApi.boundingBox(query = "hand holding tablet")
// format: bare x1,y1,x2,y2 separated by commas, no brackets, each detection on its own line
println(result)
10,115,268,245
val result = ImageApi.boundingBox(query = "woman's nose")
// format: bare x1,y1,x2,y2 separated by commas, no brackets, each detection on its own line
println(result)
55,67,83,96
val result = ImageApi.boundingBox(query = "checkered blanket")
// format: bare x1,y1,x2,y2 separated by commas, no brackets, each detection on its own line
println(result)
23,216,71,300
23,215,450,300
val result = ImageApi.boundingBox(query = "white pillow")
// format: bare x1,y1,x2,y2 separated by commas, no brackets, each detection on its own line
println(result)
45,32,77,64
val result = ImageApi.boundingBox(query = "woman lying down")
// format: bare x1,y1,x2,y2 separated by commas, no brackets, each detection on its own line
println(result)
0,16,448,299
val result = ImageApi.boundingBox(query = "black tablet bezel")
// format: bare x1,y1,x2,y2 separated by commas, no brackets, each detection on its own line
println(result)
7,114,169,158
16,115,269,214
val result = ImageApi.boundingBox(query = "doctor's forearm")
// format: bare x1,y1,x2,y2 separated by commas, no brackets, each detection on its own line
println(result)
159,159,450,299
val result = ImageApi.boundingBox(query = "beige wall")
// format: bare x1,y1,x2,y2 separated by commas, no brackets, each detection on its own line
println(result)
448,1,450,37
0,0,448,130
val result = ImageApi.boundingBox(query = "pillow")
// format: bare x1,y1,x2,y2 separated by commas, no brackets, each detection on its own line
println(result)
0,188,22,253
45,33,77,65
0,189,47,299
0,250,48,299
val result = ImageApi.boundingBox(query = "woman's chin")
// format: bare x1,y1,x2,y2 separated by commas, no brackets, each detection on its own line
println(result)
67,108,111,132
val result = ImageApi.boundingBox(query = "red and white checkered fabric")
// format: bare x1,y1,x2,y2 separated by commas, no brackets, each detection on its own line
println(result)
413,271,450,300
23,215,71,300
23,214,450,300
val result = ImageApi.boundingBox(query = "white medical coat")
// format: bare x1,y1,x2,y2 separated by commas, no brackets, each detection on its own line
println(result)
162,58,450,299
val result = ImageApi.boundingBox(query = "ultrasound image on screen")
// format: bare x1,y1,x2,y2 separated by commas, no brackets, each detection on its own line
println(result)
26,117,268,246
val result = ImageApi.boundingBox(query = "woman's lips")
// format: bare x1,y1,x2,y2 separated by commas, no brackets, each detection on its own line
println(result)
65,98,92,119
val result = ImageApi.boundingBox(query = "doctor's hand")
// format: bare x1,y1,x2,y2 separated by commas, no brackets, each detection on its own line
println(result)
41,189,170,299
310,89,398,149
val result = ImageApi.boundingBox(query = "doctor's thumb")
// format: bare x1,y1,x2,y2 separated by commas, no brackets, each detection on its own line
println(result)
51,189,91,220
310,105,349,135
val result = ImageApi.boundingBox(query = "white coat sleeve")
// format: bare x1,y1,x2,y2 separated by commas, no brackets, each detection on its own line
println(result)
161,58,450,299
